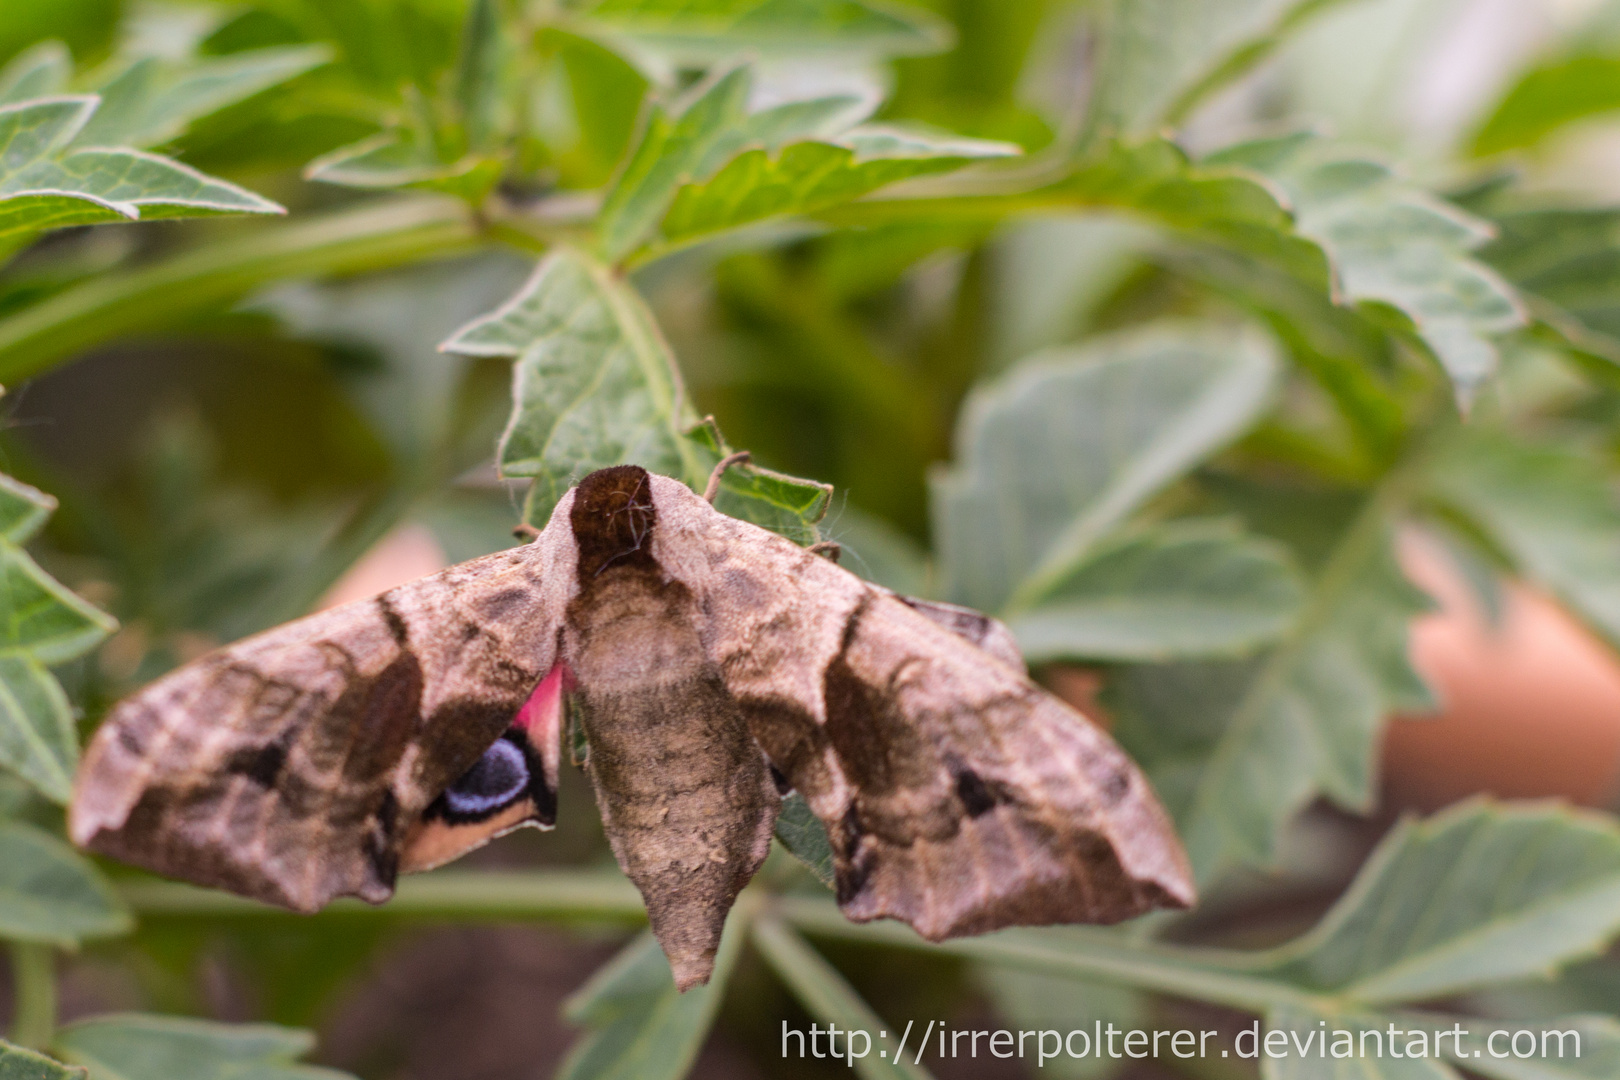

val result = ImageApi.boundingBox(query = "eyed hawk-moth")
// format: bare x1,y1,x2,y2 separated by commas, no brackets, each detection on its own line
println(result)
70,464,1195,990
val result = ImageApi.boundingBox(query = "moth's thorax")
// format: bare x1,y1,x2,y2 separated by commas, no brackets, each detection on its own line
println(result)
568,566,706,688
570,464,658,579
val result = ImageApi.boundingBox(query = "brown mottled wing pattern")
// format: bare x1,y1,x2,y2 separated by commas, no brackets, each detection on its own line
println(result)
70,539,571,913
646,476,1194,940
887,594,1026,672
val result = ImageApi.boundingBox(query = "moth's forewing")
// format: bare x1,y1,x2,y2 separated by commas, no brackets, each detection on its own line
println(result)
565,467,779,992
70,530,578,913
889,594,1026,672
642,474,1195,940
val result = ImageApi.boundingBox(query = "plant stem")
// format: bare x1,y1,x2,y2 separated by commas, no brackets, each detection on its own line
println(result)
9,943,56,1050
0,197,484,386
119,872,1348,1015
119,870,647,922
753,914,932,1080
776,896,1330,1015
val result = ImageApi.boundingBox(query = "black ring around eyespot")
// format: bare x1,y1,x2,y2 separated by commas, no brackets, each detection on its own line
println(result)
424,731,554,826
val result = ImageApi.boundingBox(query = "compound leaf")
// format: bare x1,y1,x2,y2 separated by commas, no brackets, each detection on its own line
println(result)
1210,134,1524,399
56,1015,352,1080
1008,519,1304,663
559,925,744,1080
0,96,282,241
0,820,131,946
0,471,115,803
931,322,1278,616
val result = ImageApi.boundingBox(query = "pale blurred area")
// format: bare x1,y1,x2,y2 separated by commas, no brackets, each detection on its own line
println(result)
1183,0,1620,192
318,525,449,611
1388,531,1620,810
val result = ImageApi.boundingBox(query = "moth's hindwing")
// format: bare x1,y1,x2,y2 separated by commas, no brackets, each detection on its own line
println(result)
400,659,569,875
70,541,569,913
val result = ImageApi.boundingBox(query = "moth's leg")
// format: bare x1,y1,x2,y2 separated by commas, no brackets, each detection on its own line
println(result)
512,523,541,541
701,450,752,503
807,541,841,563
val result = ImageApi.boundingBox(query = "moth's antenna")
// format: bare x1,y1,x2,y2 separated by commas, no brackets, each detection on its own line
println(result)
702,451,751,503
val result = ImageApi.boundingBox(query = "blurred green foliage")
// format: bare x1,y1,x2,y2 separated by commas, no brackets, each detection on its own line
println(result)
2,0,1620,1078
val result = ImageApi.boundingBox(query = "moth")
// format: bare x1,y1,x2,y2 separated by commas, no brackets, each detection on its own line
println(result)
71,463,1195,990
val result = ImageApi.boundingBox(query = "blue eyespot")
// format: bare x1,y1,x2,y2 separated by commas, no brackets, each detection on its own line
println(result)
443,738,529,816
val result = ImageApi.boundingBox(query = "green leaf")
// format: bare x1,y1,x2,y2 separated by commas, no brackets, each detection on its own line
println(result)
0,475,53,547
559,922,745,1080
0,656,78,806
1470,204,1620,359
75,45,330,150
1087,0,1355,138
453,0,504,151
824,138,1332,290
680,417,830,545
0,820,131,946
751,916,933,1080
1108,499,1431,883
1254,802,1620,1004
441,249,833,540
0,543,119,667
1433,1013,1620,1080
304,131,502,202
1426,426,1620,657
439,246,706,525
539,28,650,187
1260,1007,1459,1080
0,1040,84,1080
0,97,283,241
0,471,115,804
569,0,951,64
931,322,1279,616
1006,518,1305,663
1472,54,1620,157
774,793,835,887
656,124,1018,253
596,66,864,261
980,968,1144,1080
55,1015,353,1080
0,42,72,107
437,252,829,540
1209,134,1525,398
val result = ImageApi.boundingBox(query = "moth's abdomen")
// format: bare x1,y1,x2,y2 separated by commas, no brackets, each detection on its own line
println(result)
568,567,779,991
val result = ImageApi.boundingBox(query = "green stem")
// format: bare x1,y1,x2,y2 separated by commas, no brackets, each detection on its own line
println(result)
0,197,485,386
119,870,648,922
1159,0,1351,128
776,896,1327,1015
119,872,1348,1016
753,914,933,1080
8,943,56,1050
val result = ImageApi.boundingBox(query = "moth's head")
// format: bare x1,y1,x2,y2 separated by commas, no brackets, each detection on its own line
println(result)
570,465,658,578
